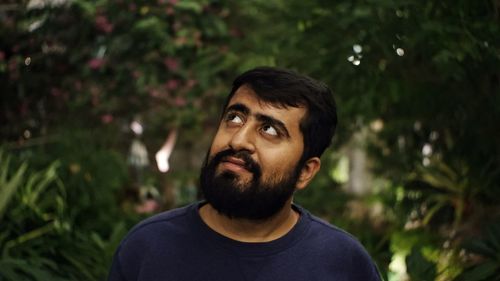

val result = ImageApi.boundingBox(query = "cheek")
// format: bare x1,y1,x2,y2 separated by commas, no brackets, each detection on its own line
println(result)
268,141,303,170
260,150,299,177
209,129,225,152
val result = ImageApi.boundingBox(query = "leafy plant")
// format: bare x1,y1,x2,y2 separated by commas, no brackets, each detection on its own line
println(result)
0,150,28,221
456,221,500,281
0,148,131,280
0,150,68,280
406,245,437,281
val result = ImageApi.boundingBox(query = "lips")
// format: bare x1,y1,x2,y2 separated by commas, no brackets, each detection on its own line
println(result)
220,156,250,172
224,156,245,166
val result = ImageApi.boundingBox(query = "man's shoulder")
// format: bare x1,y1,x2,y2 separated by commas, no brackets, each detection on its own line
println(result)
122,202,197,244
299,208,382,280
300,207,373,258
300,207,359,244
310,215,357,240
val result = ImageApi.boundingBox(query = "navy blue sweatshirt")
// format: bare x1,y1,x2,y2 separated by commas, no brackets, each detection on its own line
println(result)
108,202,382,281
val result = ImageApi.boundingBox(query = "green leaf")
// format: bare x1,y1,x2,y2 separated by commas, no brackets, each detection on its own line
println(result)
0,257,66,281
0,158,28,222
27,162,60,208
73,0,97,17
458,261,499,281
464,240,498,259
175,1,203,14
406,246,437,281
0,151,10,182
422,199,447,226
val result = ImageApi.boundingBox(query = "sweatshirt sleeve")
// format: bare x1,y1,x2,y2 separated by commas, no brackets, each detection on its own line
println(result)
108,249,127,281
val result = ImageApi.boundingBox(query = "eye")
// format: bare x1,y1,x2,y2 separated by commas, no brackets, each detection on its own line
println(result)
262,124,279,136
226,113,244,125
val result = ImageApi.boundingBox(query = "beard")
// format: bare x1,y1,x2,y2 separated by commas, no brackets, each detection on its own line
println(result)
199,149,302,220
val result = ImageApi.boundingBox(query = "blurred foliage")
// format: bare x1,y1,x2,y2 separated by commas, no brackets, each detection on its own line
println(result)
0,148,129,280
1,0,236,142
229,0,499,280
1,0,499,280
457,221,500,281
1,0,237,279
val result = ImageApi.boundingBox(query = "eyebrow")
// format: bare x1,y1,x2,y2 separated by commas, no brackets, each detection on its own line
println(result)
225,103,291,138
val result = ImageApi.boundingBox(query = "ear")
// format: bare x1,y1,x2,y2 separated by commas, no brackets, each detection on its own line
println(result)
295,157,321,190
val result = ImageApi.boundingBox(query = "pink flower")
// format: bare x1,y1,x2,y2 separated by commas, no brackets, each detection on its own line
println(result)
101,114,113,124
0,51,5,61
87,58,105,70
95,15,114,33
168,0,178,5
148,88,161,97
186,79,197,89
174,96,187,107
164,57,179,71
166,79,179,90
166,6,174,15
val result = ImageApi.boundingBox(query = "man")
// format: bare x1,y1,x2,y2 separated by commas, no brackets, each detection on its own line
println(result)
108,67,382,281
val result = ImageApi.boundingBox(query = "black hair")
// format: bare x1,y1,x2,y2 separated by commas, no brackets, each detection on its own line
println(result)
223,66,337,162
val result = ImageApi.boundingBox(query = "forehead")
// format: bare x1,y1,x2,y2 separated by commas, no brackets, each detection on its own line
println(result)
226,86,306,131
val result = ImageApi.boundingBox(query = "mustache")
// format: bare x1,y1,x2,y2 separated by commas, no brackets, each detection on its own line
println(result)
210,149,261,175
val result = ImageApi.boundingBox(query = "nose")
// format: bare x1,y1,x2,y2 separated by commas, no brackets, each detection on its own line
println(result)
228,124,256,153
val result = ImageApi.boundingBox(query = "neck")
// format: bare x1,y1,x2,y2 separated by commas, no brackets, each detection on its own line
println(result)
199,200,299,243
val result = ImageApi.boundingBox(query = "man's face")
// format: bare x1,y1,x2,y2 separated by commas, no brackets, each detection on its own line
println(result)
200,85,307,220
